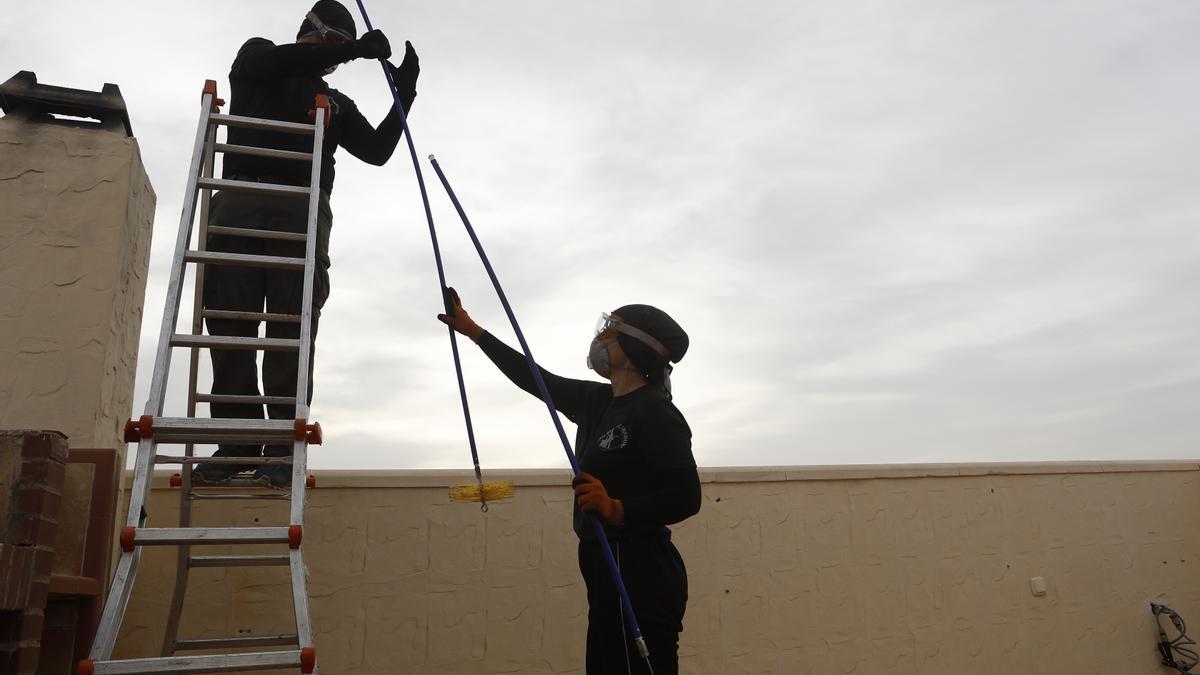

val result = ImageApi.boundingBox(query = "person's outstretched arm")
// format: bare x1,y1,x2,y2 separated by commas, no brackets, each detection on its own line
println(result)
438,288,603,422
234,31,392,80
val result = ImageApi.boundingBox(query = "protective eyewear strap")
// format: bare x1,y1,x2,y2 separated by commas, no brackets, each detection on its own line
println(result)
613,322,670,358
306,11,352,41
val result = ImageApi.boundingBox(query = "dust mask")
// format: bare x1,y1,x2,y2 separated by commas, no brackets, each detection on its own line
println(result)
586,337,610,378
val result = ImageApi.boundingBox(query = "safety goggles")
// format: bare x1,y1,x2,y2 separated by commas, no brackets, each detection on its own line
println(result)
305,11,354,44
594,312,670,358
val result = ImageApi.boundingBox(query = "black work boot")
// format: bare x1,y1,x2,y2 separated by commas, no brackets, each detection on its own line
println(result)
192,445,261,484
253,445,293,490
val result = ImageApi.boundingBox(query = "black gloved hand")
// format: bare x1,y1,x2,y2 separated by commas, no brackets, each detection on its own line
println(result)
389,41,420,93
356,29,391,60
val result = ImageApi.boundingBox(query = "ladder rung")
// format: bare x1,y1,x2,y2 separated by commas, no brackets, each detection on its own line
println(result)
214,142,313,162
200,311,302,325
132,526,289,546
195,393,298,406
171,335,299,352
134,417,298,444
211,112,315,135
185,250,305,270
206,226,307,242
87,649,303,674
174,634,298,651
190,554,290,568
155,455,292,465
198,177,309,198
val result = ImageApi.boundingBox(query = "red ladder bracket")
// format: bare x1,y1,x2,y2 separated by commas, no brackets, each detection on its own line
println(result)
308,94,332,128
306,475,317,489
300,647,316,673
77,660,95,675
120,526,136,552
294,419,323,445
170,473,182,488
123,419,139,443
288,525,303,549
124,415,154,442
202,79,225,111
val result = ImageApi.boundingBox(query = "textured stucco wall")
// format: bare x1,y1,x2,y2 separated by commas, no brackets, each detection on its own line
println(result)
0,115,155,454
110,462,1200,674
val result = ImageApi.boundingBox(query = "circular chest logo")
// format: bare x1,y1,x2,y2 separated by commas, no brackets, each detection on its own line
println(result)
597,424,629,451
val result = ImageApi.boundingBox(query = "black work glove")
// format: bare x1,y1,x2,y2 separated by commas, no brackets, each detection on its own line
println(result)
355,29,391,60
388,41,420,95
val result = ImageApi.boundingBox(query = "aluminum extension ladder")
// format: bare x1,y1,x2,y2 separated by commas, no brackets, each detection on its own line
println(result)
81,80,327,674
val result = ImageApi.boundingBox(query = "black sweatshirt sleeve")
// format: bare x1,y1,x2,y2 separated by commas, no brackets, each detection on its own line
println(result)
620,466,701,528
619,393,700,527
477,331,604,423
333,92,408,166
234,38,360,79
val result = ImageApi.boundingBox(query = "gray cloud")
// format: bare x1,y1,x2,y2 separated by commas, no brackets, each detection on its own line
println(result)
4,0,1197,469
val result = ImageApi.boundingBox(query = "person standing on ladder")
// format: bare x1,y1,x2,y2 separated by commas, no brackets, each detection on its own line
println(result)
193,0,420,488
439,291,701,674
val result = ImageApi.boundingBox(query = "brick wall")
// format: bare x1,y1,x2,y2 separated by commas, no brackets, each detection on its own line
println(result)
0,430,69,675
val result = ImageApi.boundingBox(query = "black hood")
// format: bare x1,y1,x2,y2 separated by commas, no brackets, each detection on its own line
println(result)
613,304,689,382
298,0,357,40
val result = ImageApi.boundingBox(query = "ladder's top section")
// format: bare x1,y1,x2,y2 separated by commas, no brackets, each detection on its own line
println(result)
0,70,133,137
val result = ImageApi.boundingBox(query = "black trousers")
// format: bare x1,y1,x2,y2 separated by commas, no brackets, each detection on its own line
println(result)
201,190,332,456
579,535,688,675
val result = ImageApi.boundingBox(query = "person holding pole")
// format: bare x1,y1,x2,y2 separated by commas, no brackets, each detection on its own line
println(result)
439,290,701,674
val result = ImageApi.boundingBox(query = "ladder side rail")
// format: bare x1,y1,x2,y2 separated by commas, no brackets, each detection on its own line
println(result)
290,101,324,520
292,103,324,440
286,101,326,658
162,114,221,657
90,90,216,663
88,546,144,659
289,550,316,668
186,120,218,422
126,94,215,528
143,91,220,415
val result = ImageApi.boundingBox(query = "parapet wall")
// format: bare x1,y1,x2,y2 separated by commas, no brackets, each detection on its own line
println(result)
112,461,1200,674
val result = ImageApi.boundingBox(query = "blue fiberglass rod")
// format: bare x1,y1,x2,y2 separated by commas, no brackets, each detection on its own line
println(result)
427,155,653,665
351,0,490,508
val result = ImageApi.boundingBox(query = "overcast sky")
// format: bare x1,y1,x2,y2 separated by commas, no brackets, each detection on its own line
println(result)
4,1,1198,469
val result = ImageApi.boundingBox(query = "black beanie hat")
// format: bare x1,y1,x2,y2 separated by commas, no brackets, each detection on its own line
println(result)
298,0,357,40
613,304,689,383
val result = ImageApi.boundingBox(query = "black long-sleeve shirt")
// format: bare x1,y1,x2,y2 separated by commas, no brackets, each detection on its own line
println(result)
222,38,413,193
477,331,701,542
